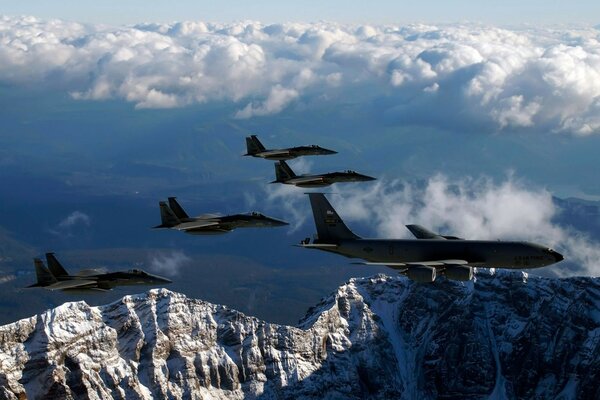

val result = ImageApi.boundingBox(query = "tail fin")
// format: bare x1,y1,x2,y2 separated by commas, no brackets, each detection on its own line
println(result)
274,161,296,182
157,201,181,228
46,253,69,278
168,197,189,219
307,193,360,243
245,135,266,155
28,258,57,287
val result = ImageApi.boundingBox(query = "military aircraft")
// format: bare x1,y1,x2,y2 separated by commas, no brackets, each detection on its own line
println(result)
271,160,376,188
153,197,289,235
26,253,172,292
244,135,337,160
298,193,564,282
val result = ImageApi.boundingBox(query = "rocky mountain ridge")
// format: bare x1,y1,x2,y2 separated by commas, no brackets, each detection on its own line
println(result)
0,270,598,399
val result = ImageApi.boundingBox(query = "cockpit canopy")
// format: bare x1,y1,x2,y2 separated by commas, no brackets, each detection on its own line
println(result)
250,211,263,217
128,269,147,275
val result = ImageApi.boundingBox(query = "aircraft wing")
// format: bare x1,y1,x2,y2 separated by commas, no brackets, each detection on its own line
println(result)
405,225,463,240
292,176,326,185
75,268,107,276
177,221,222,231
46,279,99,291
354,259,469,267
263,150,292,158
294,243,339,249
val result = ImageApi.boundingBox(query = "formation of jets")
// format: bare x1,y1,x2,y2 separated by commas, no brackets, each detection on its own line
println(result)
27,133,564,290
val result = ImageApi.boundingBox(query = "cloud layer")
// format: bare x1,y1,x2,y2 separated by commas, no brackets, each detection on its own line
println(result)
266,175,600,277
1,16,600,134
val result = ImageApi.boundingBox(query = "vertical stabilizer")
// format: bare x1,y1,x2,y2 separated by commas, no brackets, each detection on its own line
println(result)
31,258,57,286
274,161,296,182
158,202,181,227
245,135,266,155
168,197,190,219
45,253,69,278
307,193,360,242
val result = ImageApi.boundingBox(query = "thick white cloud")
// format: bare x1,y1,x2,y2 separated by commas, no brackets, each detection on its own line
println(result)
266,175,600,277
2,16,600,134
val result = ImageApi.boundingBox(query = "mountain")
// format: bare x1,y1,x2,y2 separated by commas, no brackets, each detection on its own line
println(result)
0,270,598,399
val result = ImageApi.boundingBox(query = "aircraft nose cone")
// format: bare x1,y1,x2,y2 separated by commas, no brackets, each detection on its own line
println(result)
546,249,564,263
552,250,564,262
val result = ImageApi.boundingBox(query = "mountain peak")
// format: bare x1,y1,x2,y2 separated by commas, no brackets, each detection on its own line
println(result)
1,271,598,399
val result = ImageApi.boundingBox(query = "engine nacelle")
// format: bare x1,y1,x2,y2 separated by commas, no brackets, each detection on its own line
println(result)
406,266,437,283
444,265,473,281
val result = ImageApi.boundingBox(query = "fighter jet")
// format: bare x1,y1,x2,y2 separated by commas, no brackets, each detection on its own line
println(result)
153,197,288,235
26,253,172,292
298,193,564,282
244,135,337,160
271,160,376,188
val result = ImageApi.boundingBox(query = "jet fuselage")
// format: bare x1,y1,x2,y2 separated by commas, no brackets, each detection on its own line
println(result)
314,238,562,269
174,213,289,234
282,172,377,187
254,146,337,160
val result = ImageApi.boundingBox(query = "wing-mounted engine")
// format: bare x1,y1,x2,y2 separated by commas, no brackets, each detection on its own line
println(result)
443,265,473,281
406,265,437,283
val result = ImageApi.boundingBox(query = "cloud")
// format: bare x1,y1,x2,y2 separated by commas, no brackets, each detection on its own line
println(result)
0,274,16,285
1,17,600,134
57,211,91,229
264,184,309,234
48,211,92,236
147,251,191,277
265,175,600,276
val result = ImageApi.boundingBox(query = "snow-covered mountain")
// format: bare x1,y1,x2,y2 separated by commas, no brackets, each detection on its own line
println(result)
0,270,598,399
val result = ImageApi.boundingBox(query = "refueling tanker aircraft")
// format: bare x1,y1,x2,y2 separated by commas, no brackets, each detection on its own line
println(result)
272,160,376,188
244,135,337,160
26,253,172,292
153,197,289,235
298,193,564,282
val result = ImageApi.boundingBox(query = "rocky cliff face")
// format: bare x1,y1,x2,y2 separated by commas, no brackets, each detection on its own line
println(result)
0,270,598,399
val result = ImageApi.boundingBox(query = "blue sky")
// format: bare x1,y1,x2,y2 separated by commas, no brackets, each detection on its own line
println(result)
1,0,599,25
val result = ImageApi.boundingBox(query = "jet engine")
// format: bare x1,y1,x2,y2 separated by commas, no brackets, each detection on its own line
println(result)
444,265,473,281
406,266,437,283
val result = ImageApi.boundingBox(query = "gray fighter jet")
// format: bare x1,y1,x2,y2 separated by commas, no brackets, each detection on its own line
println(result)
244,135,337,160
153,197,288,235
26,253,172,292
298,193,564,282
272,160,376,188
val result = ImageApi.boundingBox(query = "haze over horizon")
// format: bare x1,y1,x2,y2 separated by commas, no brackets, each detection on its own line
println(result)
1,1,599,26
